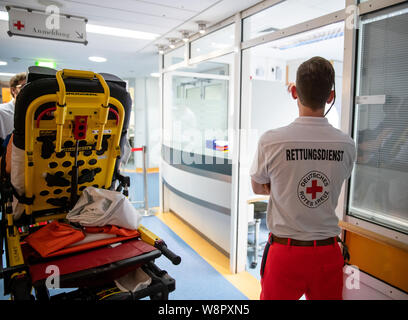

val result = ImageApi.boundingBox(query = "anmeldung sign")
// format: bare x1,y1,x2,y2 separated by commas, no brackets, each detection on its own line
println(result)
7,6,88,45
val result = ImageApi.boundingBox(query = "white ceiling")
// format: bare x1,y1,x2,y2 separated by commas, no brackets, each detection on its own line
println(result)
0,0,262,79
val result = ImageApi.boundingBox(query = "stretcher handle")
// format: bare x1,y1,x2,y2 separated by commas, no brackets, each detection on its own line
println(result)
138,225,181,265
54,69,111,152
155,240,181,265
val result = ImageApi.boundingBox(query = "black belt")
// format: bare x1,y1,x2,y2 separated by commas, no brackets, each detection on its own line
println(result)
260,234,349,278
271,234,337,247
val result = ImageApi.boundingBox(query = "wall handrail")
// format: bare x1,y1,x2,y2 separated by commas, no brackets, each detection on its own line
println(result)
339,220,408,252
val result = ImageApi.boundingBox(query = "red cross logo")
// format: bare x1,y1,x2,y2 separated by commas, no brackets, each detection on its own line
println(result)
13,20,25,31
306,180,323,199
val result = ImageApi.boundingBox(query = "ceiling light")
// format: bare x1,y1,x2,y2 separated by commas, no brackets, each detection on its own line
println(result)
196,21,207,34
167,38,177,49
0,72,16,77
86,24,159,40
88,56,107,62
0,11,8,21
155,44,166,55
150,72,160,78
180,30,190,42
0,61,7,66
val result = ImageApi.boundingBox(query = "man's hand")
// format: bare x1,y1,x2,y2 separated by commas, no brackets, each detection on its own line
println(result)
263,183,271,194
251,179,270,195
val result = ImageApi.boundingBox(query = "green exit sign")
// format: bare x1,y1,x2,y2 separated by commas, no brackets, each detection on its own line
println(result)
35,60,56,69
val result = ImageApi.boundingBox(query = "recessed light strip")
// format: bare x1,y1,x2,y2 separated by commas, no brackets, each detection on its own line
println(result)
88,56,107,62
0,72,17,77
86,24,158,40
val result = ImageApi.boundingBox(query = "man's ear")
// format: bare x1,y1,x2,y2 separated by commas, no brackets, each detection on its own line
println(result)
326,90,335,104
10,88,16,99
290,84,297,100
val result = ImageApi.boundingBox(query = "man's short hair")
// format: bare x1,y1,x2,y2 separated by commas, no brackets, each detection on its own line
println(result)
9,72,27,88
296,57,335,110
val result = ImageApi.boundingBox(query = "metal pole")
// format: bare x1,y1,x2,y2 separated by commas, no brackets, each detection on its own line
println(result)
143,145,148,211
137,145,157,216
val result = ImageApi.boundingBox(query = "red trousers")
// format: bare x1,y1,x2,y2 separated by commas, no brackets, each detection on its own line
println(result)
260,236,344,300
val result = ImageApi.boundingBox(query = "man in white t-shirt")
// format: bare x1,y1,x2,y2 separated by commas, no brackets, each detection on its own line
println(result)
0,72,26,140
250,56,356,300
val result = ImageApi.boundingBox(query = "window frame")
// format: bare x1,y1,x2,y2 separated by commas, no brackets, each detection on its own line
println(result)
345,0,408,243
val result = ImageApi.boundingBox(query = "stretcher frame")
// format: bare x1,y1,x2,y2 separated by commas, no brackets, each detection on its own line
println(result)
0,68,180,300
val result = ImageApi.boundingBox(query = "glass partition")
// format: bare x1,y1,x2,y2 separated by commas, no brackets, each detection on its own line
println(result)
163,54,234,165
349,5,408,234
190,24,235,58
164,45,185,68
243,0,345,41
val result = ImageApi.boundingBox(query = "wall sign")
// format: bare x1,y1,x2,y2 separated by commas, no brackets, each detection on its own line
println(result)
7,6,88,45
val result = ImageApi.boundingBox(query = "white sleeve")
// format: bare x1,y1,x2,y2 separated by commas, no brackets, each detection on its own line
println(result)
345,142,357,179
250,142,270,184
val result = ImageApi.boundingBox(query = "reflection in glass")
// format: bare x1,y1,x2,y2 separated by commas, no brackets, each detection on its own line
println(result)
242,21,344,146
191,24,235,58
163,55,233,161
164,45,185,68
243,0,345,41
349,6,408,233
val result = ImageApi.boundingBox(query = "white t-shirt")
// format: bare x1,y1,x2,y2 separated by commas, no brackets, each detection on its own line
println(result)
250,116,356,241
0,100,15,140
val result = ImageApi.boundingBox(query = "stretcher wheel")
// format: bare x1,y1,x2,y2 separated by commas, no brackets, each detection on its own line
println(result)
10,275,34,301
250,262,257,269
34,284,50,301
149,291,168,300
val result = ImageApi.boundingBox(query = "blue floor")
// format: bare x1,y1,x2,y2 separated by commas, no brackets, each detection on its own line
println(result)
141,215,248,300
125,172,160,208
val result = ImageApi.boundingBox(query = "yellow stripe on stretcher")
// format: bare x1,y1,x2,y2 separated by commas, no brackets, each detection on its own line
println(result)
138,225,160,246
7,227,24,266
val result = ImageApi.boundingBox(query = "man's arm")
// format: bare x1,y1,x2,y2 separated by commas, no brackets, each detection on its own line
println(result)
251,179,270,195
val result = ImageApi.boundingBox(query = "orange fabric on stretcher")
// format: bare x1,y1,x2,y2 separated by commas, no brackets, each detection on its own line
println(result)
25,221,85,257
46,232,140,258
84,225,139,237
25,221,141,258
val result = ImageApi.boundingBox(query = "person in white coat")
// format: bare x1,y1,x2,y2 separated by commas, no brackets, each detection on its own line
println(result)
0,72,26,140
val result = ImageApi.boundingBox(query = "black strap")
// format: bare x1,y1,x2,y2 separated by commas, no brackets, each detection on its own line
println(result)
46,173,70,187
260,233,273,278
337,236,350,263
46,197,68,208
11,184,35,205
78,168,98,184
36,136,55,159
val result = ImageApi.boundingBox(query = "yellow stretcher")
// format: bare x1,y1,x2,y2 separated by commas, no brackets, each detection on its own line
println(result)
0,66,180,300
